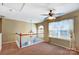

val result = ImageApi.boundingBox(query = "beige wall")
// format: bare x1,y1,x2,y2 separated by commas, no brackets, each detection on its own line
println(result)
49,38,70,48
0,33,2,51
74,16,79,51
0,18,2,51
36,10,79,51
0,18,2,33
2,18,36,43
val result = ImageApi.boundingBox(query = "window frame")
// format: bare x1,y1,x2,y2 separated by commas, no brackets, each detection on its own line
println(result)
48,19,74,41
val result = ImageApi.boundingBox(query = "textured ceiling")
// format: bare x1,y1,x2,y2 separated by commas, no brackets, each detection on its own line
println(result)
0,3,79,23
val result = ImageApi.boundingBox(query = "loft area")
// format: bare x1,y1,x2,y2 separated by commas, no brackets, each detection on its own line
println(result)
0,3,79,55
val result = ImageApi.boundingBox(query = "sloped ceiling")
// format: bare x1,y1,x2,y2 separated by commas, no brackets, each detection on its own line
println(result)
0,3,79,23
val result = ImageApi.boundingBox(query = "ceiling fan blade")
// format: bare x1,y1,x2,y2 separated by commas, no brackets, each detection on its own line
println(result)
54,13,64,15
41,14,49,16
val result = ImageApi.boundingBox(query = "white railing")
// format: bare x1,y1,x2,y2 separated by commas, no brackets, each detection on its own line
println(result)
16,33,44,48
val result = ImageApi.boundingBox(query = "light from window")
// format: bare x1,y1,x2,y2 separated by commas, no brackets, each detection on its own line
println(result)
49,19,74,40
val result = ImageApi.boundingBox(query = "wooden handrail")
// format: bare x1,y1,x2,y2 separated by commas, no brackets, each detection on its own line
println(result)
16,33,44,36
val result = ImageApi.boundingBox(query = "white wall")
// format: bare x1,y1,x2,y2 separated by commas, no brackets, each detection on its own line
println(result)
0,33,2,51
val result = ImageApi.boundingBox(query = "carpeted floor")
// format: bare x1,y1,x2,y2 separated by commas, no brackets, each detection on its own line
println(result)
0,42,79,55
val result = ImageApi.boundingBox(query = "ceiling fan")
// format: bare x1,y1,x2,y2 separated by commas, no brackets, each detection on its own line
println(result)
41,9,64,20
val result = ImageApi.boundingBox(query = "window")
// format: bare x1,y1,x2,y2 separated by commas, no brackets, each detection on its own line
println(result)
38,25,44,39
49,19,74,40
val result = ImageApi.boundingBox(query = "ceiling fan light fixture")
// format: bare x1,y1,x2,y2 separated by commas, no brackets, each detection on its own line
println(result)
47,16,56,20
